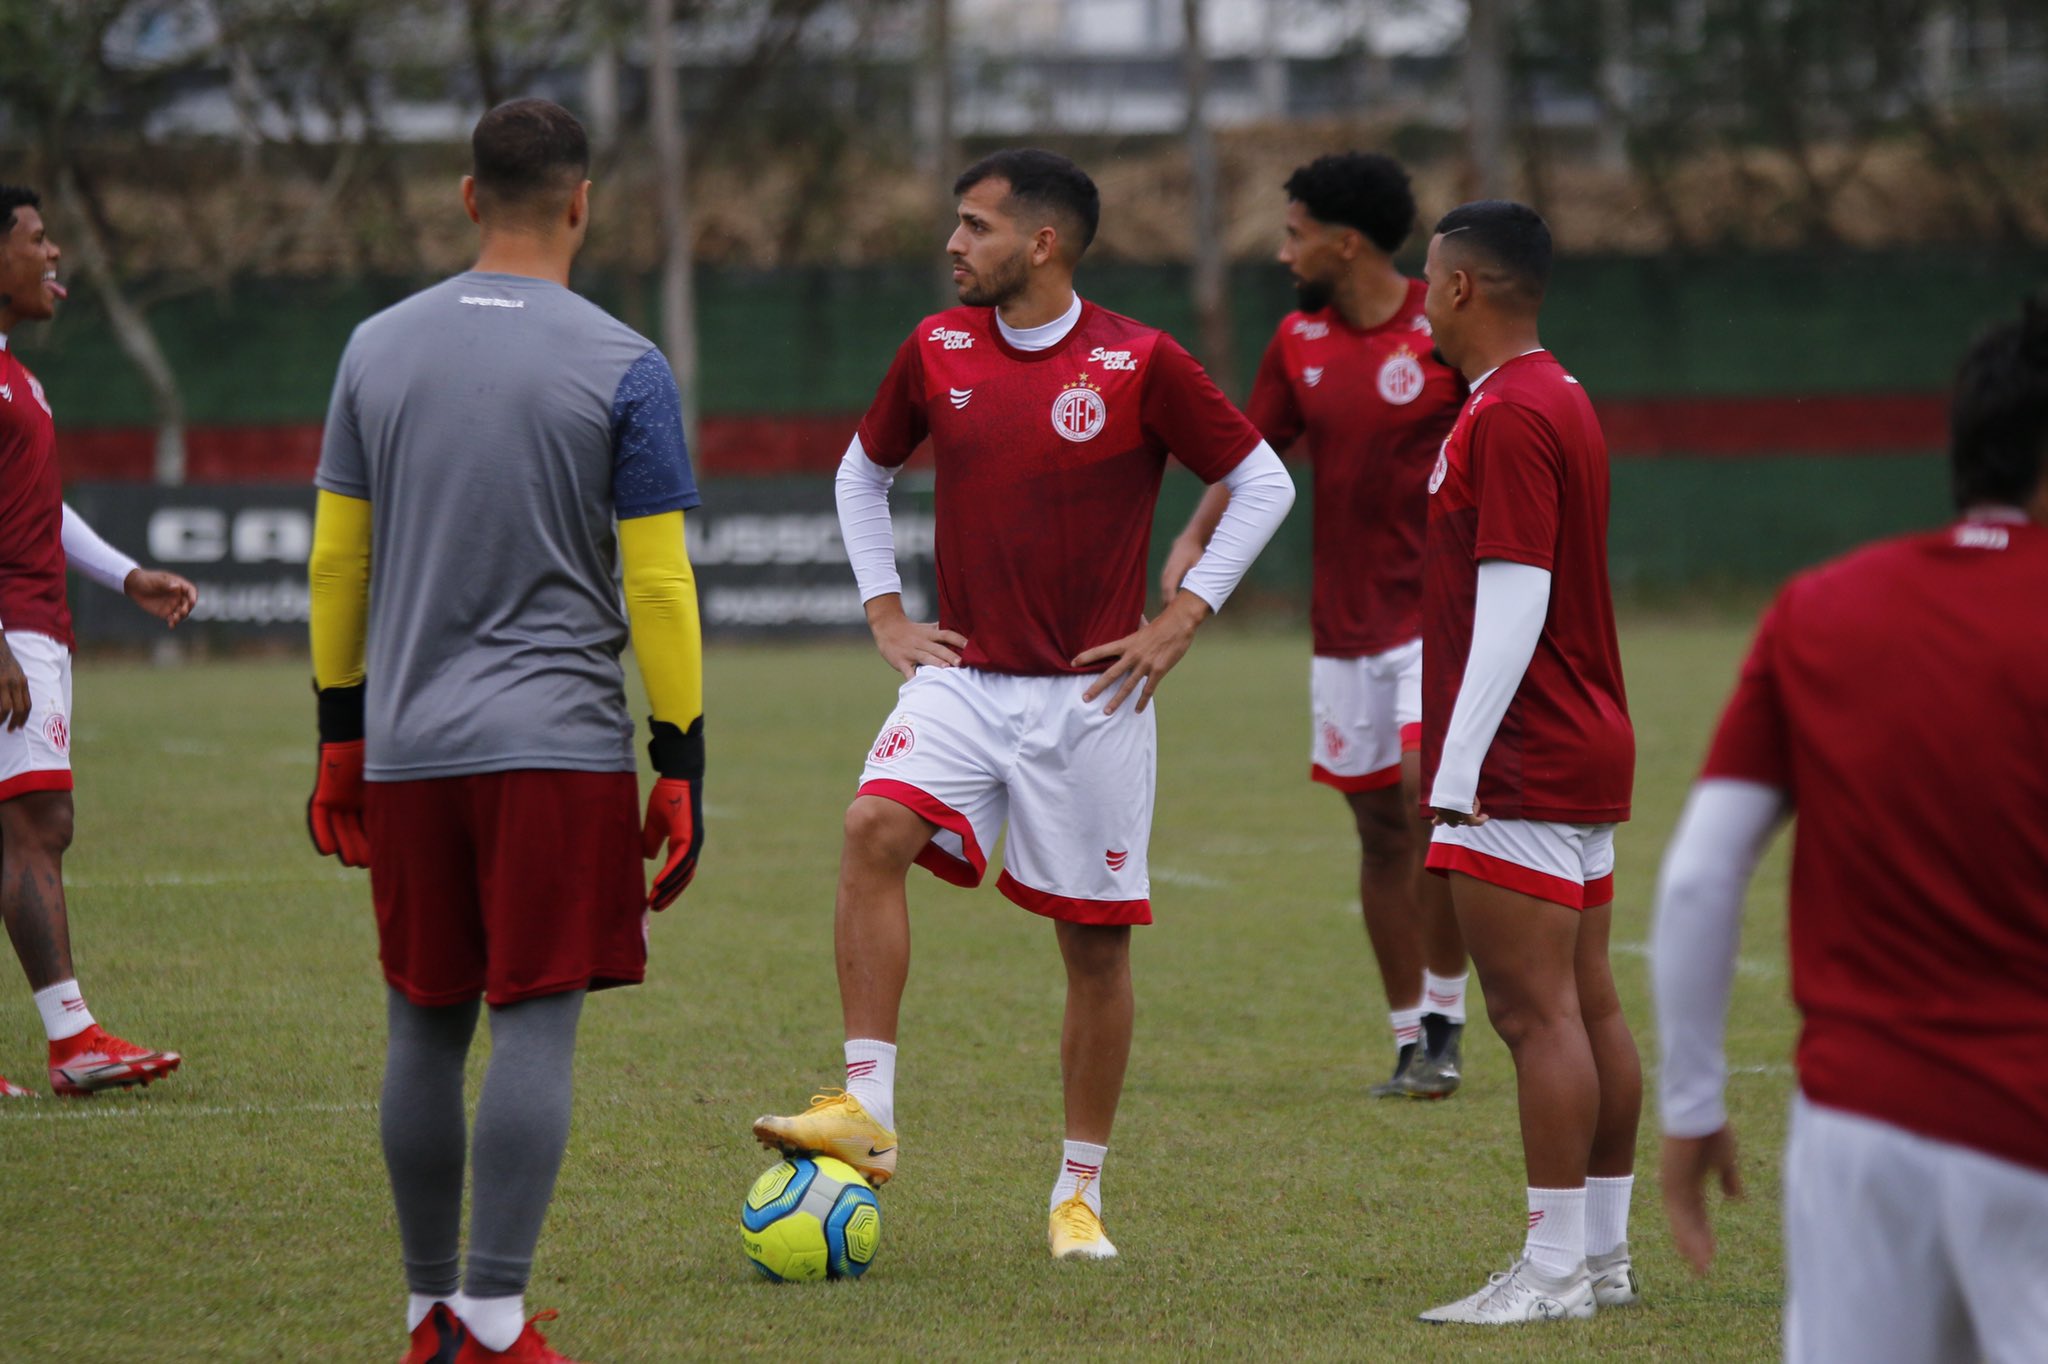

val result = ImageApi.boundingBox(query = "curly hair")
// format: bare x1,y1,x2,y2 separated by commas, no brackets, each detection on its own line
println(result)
1283,153,1415,255
1951,293,2048,511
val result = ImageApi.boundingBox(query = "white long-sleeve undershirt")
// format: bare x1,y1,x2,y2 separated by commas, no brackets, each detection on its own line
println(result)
836,435,903,604
1177,443,1294,613
1428,559,1551,813
1651,778,1791,1138
62,503,140,593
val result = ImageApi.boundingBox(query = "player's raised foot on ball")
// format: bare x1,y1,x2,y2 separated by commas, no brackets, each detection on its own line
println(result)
1403,1018,1464,1099
0,1072,32,1098
1368,1041,1419,1098
48,1026,181,1096
1049,1182,1118,1261
453,1309,580,1363
751,1088,897,1187
1418,1255,1596,1325
401,1302,463,1364
1587,1242,1640,1308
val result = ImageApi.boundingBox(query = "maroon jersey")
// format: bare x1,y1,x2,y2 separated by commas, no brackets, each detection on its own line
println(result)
1246,280,1462,656
1702,514,2048,1175
857,302,1260,675
1421,350,1632,823
0,348,70,649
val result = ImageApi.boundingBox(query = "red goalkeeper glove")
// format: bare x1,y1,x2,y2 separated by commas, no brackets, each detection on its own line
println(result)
308,683,370,868
642,717,705,910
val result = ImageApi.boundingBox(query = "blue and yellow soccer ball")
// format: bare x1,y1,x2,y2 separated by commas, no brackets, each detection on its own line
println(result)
740,1155,881,1282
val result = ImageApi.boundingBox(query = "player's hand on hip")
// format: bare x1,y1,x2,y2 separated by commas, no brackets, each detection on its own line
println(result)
1660,1125,1745,1276
124,569,198,628
1159,533,1204,605
643,716,706,910
307,740,369,867
1431,800,1488,827
0,636,29,733
866,595,966,679
1073,590,1210,715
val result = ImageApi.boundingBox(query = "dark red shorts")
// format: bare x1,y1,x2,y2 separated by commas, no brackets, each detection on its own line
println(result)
366,769,646,1007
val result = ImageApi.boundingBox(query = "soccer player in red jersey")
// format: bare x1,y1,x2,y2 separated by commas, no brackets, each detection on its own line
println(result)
1165,152,1472,1101
1413,201,1640,1324
0,186,197,1100
1653,299,2048,1363
754,149,1295,1259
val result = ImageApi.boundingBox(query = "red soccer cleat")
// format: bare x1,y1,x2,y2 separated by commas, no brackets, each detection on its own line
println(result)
402,1302,464,1364
0,1072,31,1097
48,1026,182,1096
454,1310,583,1363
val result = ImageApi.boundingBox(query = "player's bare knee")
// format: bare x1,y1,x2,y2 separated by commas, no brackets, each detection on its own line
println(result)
1056,922,1130,984
1482,987,1577,1052
841,795,931,869
0,791,72,856
1347,791,1412,869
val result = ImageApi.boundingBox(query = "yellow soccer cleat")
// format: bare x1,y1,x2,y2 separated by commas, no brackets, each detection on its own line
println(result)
1048,1180,1118,1261
752,1089,898,1188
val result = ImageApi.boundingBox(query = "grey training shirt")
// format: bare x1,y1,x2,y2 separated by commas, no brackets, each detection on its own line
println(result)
316,271,700,781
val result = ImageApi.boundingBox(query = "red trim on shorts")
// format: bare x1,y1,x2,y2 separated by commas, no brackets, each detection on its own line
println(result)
1582,872,1614,907
997,870,1152,926
1399,722,1422,753
857,778,987,888
0,769,73,802
1310,762,1402,794
1425,844,1588,910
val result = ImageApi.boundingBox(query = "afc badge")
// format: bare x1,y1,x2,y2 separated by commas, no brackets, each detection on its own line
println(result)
871,723,914,764
1377,346,1425,406
1429,441,1450,494
42,711,68,756
1051,377,1106,443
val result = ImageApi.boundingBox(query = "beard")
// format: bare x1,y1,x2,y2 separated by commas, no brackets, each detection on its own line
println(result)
957,248,1030,309
1292,275,1335,315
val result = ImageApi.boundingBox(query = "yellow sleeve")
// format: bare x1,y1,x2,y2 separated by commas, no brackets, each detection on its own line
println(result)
619,510,704,727
308,490,371,689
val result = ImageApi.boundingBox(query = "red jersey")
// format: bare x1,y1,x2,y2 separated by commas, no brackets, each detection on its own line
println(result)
857,302,1261,675
0,347,70,649
1246,280,1462,656
1701,514,2048,1175
1421,350,1632,823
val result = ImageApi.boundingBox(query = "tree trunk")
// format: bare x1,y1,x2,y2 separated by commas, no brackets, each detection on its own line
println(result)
1464,0,1511,199
646,0,699,458
58,169,185,485
1182,0,1235,393
915,0,957,306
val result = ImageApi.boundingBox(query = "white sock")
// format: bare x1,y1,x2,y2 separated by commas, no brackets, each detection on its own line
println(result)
844,1038,896,1131
405,1293,450,1333
1585,1174,1634,1259
1523,1186,1587,1278
457,1293,525,1354
1050,1139,1107,1214
1389,1003,1424,1052
1423,970,1468,1025
32,980,94,1042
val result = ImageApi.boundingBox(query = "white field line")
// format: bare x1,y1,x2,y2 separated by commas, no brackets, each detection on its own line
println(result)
1151,865,1225,889
64,869,361,890
0,1099,377,1122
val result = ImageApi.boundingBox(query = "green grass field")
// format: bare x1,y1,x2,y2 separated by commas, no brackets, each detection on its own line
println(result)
0,621,1795,1362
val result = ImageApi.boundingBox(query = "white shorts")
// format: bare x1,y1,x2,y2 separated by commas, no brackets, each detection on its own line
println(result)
0,630,73,802
857,666,1156,925
1309,641,1421,793
1426,817,1615,910
1785,1094,2048,1364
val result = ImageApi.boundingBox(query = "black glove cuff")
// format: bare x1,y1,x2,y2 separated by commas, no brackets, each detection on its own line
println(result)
315,682,366,744
648,716,705,782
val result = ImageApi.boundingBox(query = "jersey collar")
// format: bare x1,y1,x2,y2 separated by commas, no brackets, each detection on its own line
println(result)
1470,347,1547,393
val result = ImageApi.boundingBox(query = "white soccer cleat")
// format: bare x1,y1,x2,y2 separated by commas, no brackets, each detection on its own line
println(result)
1418,1255,1597,1325
1049,1179,1118,1260
1588,1242,1640,1307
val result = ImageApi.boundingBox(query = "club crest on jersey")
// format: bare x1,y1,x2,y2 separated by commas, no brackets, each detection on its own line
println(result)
1378,346,1425,406
927,326,974,351
1303,366,1324,388
1291,318,1329,339
871,723,914,764
1052,377,1107,443
1429,441,1450,494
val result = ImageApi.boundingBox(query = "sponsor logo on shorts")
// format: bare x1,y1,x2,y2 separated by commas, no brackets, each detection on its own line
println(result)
1052,380,1106,443
928,326,974,350
42,712,67,755
1104,849,1128,872
1321,721,1347,760
871,724,914,764
1378,346,1425,405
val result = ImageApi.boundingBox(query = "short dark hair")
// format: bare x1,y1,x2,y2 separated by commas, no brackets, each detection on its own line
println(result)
1950,293,2048,511
471,99,588,217
0,185,41,237
1284,153,1415,255
1433,199,1552,309
953,149,1100,258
